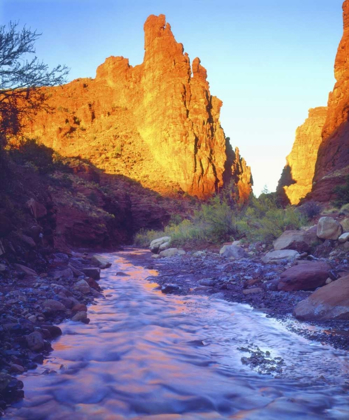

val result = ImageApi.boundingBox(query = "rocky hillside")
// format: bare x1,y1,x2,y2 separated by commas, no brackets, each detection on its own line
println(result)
18,14,252,201
279,0,349,204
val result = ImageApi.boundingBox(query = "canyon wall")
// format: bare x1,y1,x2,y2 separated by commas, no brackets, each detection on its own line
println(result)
311,0,349,202
279,0,349,204
21,14,252,201
278,107,327,205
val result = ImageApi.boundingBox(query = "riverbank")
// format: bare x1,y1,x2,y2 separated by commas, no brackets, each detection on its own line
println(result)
0,250,106,414
138,249,349,351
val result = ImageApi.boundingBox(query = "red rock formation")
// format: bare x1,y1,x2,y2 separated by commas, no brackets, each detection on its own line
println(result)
20,14,252,201
310,0,349,201
278,107,327,204
279,1,349,204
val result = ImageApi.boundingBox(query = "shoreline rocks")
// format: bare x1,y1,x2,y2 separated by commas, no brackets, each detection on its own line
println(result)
0,251,109,414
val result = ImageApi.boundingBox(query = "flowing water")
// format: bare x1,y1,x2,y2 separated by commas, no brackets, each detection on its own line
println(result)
5,249,349,419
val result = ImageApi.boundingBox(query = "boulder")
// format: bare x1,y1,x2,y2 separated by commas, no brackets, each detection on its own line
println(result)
91,255,111,269
219,244,248,259
338,232,349,243
341,218,349,232
25,331,45,351
150,236,171,254
261,250,300,264
159,248,186,258
43,299,66,313
82,267,100,280
74,279,91,294
26,198,47,219
317,217,342,240
0,263,7,272
273,228,316,253
277,261,330,291
294,275,349,320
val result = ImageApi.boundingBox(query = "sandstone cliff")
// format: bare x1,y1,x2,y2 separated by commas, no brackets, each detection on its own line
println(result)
310,0,349,202
278,107,327,205
20,14,252,201
279,0,349,204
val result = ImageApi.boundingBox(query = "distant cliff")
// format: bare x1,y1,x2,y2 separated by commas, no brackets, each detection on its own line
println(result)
278,107,327,205
279,0,349,204
20,14,252,201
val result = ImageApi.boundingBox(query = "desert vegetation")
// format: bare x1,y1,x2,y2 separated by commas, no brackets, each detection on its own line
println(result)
135,191,309,248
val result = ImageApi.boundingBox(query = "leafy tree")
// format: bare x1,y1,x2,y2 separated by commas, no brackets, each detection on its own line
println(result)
0,22,68,141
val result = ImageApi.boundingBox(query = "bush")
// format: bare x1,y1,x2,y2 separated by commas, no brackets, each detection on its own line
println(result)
9,139,68,174
135,193,308,248
298,201,322,220
333,175,349,208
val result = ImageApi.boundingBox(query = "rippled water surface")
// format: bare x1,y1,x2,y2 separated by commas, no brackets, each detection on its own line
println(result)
5,249,349,419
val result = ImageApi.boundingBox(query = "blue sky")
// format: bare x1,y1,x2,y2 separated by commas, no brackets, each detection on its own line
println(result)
1,0,344,195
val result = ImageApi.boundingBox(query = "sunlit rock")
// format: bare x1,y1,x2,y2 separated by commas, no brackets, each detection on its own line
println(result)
18,15,252,201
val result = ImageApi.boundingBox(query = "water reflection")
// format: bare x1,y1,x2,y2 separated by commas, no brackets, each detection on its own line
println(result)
5,249,349,419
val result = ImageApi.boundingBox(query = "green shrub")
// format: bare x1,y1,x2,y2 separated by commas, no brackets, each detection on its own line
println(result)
298,201,322,220
135,193,307,248
9,138,68,174
333,175,349,208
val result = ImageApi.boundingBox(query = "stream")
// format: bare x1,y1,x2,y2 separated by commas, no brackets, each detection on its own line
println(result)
5,249,349,419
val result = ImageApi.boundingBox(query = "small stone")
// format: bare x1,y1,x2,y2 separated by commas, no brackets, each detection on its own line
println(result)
161,284,182,294
72,303,87,312
74,279,91,294
338,232,349,243
326,278,332,284
71,311,89,323
159,248,185,258
25,331,45,351
10,364,25,374
43,299,66,313
243,288,263,295
82,267,100,280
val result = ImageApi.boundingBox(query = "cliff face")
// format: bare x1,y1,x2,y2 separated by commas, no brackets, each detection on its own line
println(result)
21,14,252,201
278,107,327,205
310,0,349,201
279,0,349,204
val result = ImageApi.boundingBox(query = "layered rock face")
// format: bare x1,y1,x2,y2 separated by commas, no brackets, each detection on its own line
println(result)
311,0,349,201
279,1,349,204
278,108,327,204
21,14,252,200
